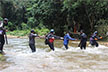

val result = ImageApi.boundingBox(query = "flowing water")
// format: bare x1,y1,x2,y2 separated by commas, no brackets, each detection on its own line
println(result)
0,38,108,72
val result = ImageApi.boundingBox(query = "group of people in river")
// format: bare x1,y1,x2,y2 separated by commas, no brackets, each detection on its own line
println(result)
29,28,102,53
0,18,103,53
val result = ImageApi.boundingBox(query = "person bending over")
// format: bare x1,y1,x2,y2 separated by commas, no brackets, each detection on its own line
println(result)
90,31,102,47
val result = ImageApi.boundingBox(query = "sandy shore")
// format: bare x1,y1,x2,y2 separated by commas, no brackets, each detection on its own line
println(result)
100,42,108,47
7,35,27,38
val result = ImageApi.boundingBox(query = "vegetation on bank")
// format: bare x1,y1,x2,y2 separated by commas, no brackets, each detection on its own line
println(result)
7,28,49,36
0,0,108,37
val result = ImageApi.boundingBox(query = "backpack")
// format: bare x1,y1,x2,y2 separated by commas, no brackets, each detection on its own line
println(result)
45,33,50,45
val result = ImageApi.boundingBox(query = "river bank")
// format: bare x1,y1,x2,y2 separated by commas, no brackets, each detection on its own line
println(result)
99,42,108,47
7,35,27,38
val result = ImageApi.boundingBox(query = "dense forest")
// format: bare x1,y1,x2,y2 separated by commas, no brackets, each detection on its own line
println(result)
0,0,108,37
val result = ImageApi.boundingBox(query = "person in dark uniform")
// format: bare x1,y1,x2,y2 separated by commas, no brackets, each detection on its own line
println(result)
0,18,8,27
79,30,87,50
45,29,63,51
90,31,102,47
3,18,8,27
0,25,6,53
29,29,39,52
0,18,8,54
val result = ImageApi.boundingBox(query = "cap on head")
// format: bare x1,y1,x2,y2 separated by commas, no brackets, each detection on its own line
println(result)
4,18,8,21
80,30,84,33
68,31,71,34
50,29,54,33
31,29,35,33
94,31,98,34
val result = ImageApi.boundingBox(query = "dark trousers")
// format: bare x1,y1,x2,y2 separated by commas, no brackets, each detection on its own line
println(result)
48,42,54,51
64,44,68,49
80,40,86,50
0,42,5,52
91,40,99,47
29,44,36,52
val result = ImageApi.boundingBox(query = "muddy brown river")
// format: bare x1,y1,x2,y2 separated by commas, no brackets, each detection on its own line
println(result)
0,38,108,72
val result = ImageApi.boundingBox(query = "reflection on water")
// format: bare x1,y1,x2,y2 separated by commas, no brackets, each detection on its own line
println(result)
0,38,108,72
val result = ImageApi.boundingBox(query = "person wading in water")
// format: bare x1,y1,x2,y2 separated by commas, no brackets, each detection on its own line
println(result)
63,32,77,50
0,18,8,54
45,29,63,51
90,31,102,47
78,30,87,50
29,29,39,52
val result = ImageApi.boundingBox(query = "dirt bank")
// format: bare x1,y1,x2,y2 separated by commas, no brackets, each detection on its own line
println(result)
7,35,27,38
100,42,108,47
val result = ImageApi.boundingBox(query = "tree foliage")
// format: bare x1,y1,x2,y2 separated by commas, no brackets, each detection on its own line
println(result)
0,0,108,36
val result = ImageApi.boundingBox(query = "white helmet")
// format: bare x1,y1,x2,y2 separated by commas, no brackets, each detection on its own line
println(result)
50,29,54,33
4,18,8,21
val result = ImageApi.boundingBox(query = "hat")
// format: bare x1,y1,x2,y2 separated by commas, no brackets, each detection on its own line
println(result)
80,30,84,33
94,31,98,34
50,29,54,33
4,18,8,21
31,29,35,33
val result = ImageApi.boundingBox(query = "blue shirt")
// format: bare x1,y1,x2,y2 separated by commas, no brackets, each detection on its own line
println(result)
63,34,75,45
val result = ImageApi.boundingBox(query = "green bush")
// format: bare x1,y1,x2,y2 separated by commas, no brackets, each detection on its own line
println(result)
95,19,108,36
0,17,3,21
7,22,15,30
21,22,29,30
7,28,50,36
34,28,49,36
95,19,108,41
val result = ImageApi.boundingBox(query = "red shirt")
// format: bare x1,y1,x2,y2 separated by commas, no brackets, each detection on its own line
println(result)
49,38,54,43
